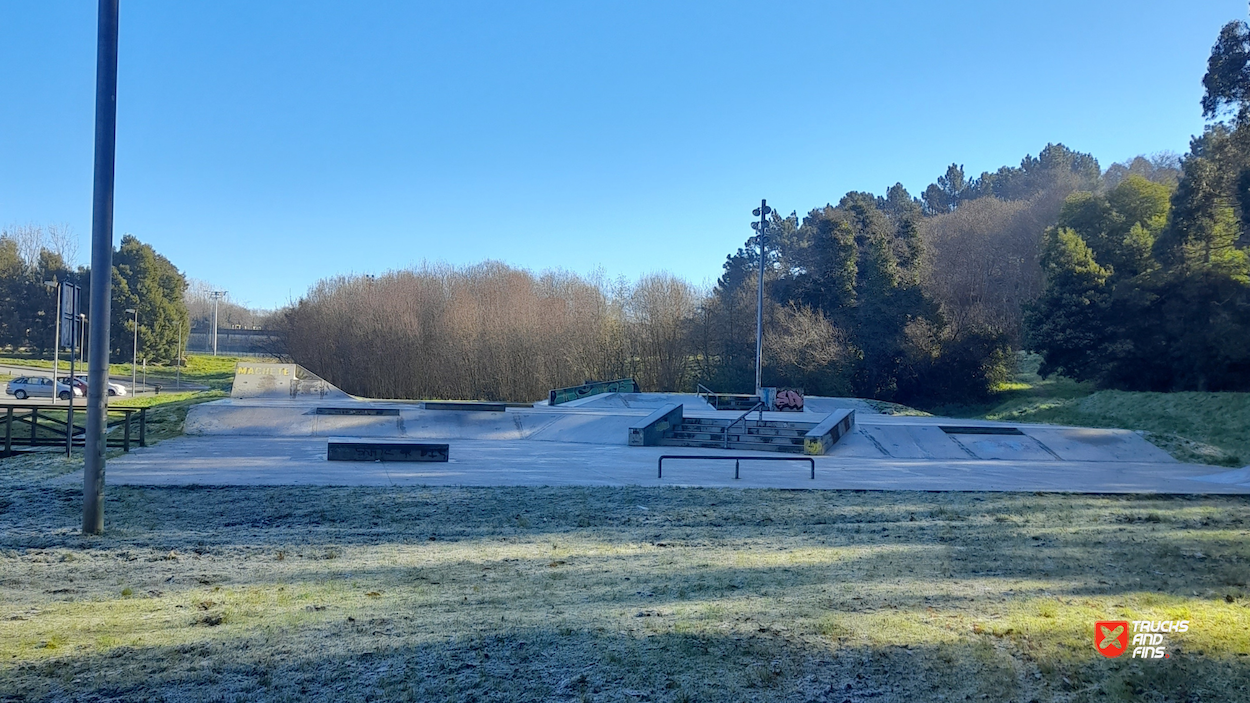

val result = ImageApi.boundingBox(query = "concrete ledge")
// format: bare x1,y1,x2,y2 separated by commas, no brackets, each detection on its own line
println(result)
628,403,682,447
327,438,449,462
422,402,506,412
804,409,855,455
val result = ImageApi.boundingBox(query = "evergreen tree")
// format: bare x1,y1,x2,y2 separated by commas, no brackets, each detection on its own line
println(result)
1026,228,1112,382
109,235,189,364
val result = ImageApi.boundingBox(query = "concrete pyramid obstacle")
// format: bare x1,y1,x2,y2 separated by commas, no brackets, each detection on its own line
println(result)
230,362,351,401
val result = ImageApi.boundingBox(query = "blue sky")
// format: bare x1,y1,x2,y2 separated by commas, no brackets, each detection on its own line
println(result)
0,1,1243,309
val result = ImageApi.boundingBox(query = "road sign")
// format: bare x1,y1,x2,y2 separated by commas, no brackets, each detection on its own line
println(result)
59,283,81,349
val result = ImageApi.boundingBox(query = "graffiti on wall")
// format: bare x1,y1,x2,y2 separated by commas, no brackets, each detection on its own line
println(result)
774,388,804,412
232,363,351,400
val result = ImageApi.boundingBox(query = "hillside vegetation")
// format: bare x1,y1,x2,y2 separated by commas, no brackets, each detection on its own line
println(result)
935,354,1248,466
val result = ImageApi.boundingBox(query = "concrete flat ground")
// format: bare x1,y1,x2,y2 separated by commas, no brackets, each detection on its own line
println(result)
85,434,1250,493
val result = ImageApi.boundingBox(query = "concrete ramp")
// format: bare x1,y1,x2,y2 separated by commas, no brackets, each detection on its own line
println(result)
858,425,974,459
1020,427,1175,462
839,420,1177,464
231,362,351,401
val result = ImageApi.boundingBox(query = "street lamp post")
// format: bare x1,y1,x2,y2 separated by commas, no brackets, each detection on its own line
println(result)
751,199,773,398
209,290,227,356
126,308,137,394
176,319,182,389
45,281,61,406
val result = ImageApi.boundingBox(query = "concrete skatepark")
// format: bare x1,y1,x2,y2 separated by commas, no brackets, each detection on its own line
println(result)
86,363,1250,493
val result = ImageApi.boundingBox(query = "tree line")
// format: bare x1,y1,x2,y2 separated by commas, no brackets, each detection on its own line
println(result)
278,143,1203,402
0,228,189,364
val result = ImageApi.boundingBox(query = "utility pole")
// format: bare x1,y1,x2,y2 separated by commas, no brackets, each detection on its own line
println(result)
751,199,772,398
210,290,227,356
175,319,182,389
83,0,119,535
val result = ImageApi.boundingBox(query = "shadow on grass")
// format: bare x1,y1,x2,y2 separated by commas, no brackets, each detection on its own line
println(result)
3,486,1248,600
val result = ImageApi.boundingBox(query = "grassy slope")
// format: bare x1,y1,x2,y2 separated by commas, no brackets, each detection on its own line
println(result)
0,474,1247,702
930,355,1249,467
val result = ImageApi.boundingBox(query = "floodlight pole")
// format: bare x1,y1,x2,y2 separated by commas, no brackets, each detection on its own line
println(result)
83,0,120,535
752,199,772,398
210,291,227,356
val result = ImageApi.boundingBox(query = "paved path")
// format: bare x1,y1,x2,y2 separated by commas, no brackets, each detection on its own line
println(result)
80,435,1250,494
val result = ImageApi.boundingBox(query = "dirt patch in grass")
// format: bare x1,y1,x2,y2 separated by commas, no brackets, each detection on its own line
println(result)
1,470,1248,701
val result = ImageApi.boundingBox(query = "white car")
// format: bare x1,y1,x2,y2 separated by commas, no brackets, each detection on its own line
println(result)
6,376,83,400
64,375,128,397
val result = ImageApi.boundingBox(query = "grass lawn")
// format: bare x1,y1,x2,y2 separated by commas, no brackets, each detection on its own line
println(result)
0,354,247,392
108,391,229,446
929,354,1250,467
0,458,1247,702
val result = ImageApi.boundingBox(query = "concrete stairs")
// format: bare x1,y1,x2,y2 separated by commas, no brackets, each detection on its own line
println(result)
658,416,815,454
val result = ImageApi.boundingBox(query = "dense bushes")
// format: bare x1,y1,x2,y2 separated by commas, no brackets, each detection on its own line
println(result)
278,263,699,401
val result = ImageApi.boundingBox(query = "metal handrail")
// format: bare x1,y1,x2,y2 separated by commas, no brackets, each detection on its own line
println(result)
722,401,766,448
696,383,714,403
657,454,815,480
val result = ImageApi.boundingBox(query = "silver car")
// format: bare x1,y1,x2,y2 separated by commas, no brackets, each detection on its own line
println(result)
5,376,83,400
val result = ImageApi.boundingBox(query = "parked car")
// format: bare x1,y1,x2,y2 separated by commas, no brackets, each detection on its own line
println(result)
5,376,83,400
59,376,129,397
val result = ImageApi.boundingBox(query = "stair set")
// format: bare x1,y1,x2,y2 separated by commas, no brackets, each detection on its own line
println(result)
660,416,812,453
628,403,855,456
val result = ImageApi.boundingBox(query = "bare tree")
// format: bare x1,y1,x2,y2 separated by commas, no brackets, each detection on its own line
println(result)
279,262,703,401
922,196,1051,342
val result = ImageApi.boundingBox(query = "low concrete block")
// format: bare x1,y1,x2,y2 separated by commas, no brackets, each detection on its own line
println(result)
327,438,449,462
804,409,855,455
628,403,682,447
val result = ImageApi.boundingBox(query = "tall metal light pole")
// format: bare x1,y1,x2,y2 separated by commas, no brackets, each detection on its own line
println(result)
126,308,137,393
210,290,227,356
751,199,772,398
45,281,61,406
83,0,119,535
66,313,87,458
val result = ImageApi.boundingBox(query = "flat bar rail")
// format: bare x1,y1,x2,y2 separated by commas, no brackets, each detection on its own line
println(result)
657,454,815,480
